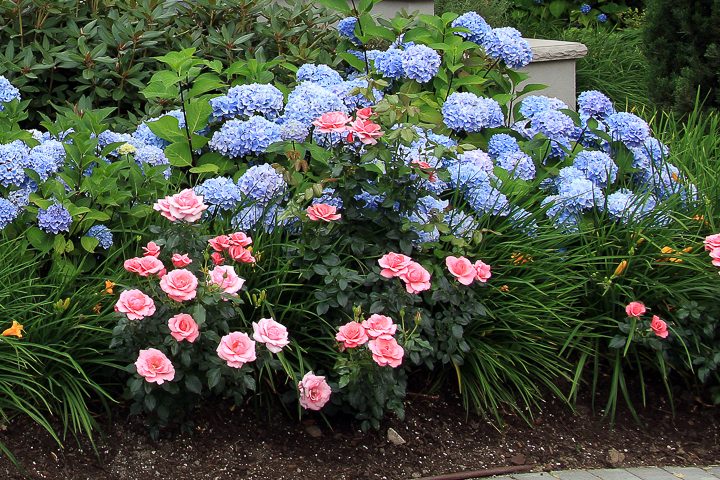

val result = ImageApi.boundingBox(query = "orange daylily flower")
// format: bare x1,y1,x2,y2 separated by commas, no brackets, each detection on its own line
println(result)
613,260,628,277
104,280,115,295
511,253,533,265
2,321,24,338
499,285,510,292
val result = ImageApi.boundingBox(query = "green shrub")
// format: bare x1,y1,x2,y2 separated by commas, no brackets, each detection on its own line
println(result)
435,0,511,26
509,0,645,34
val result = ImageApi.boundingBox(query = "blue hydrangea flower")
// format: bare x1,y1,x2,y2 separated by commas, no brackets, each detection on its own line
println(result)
33,140,66,167
37,203,72,234
597,13,608,22
580,4,591,14
354,190,385,209
338,17,361,45
312,130,346,148
577,90,615,119
482,27,533,69
458,150,494,173
210,83,284,121
134,145,171,179
7,188,31,208
86,224,113,249
401,45,441,83
312,188,343,209
0,76,21,110
542,195,581,232
283,82,348,126
445,209,478,239
447,162,495,191
526,110,576,158
27,150,60,182
603,189,657,223
209,116,282,158
296,64,343,88
555,166,586,193
0,140,30,188
496,151,536,180
329,78,383,110
232,203,294,233
133,110,186,149
280,120,310,143
487,133,521,158
509,207,539,236
0,197,20,229
466,183,511,216
519,95,568,119
572,150,618,187
195,177,243,211
237,163,286,204
631,137,669,172
374,48,405,79
559,177,604,210
606,112,651,148
426,131,457,149
442,92,503,132
451,11,491,44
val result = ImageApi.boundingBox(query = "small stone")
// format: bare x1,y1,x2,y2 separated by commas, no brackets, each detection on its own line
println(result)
304,425,322,438
510,453,526,465
387,427,406,445
412,473,421,478
607,448,625,464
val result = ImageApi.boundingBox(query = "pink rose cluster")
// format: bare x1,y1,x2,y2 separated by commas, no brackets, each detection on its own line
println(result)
312,107,384,145
445,255,492,285
624,301,669,339
153,189,208,223
208,232,256,265
216,318,290,368
336,314,404,368
704,233,720,268
378,252,431,294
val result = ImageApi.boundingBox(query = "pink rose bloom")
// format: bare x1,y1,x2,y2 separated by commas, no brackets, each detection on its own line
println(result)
252,317,290,353
124,256,165,277
348,118,384,145
368,335,404,368
159,269,198,302
378,252,413,278
115,289,156,320
298,372,332,411
400,261,431,294
211,252,225,265
446,256,476,286
171,253,192,268
228,245,256,264
153,189,208,223
710,248,720,267
650,315,669,339
625,301,646,317
356,107,373,120
228,232,253,247
217,332,256,368
135,348,175,384
307,204,341,222
209,235,231,252
474,260,492,283
336,322,369,348
209,265,245,294
361,314,397,339
411,159,437,182
168,313,199,342
312,111,351,133
142,241,161,257
704,233,720,251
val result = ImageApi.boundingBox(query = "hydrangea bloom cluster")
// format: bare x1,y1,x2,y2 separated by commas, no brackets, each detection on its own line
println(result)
602,189,657,223
605,112,651,148
296,64,343,88
401,45,441,83
279,120,310,143
195,177,243,211
496,151,536,181
487,133,521,158
451,11,491,44
237,164,286,205
577,90,615,119
0,141,30,188
337,17,361,45
133,110,186,149
134,145,171,179
0,198,20,229
0,76,21,110
209,116,282,158
37,203,72,234
442,92,503,132
580,4,592,14
572,150,618,188
519,95,568,119
210,84,284,121
374,48,405,79
283,81,348,126
482,27,533,69
86,224,114,249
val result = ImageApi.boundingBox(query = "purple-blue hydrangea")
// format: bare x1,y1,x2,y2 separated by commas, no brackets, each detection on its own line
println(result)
447,161,495,191
487,133,521,158
7,187,31,208
312,129,346,149
27,150,60,182
458,150,494,173
237,163,286,204
354,190,385,209
509,207,539,236
451,11,491,44
134,145,171,179
296,64,343,88
209,116,282,158
280,120,310,143
542,195,581,232
401,45,441,84
527,110,576,157
426,131,457,149
572,150,618,187
466,183,511,216
373,48,405,80
631,137,669,169
555,166,586,193
442,92,503,132
210,83,284,121
232,203,294,233
519,95,568,119
580,4,591,14
577,90,615,119
496,151,536,180
133,110,186,149
313,188,343,209
329,78,383,110
0,76,21,110
195,177,243,211
605,112,651,148
482,27,533,69
0,197,20,229
558,177,604,210
338,17,361,45
86,224,113,249
33,140,66,167
0,140,30,188
283,81,347,126
445,209,477,239
603,189,657,223
597,13,608,22
37,203,72,234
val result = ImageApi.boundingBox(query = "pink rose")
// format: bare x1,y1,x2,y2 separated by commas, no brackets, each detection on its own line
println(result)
124,256,165,277
228,232,253,247
336,322,369,349
252,317,290,353
159,269,198,302
361,314,396,339
209,265,245,294
625,301,646,317
298,372,332,411
399,261,431,294
228,245,256,264
135,348,175,384
312,111,351,133
378,252,413,278
171,253,192,268
209,235,231,252
446,256,476,286
153,189,208,223
368,335,404,368
474,260,492,283
704,233,720,251
650,315,669,339
168,313,199,343
307,204,341,222
710,248,720,267
211,252,225,265
216,332,256,368
115,289,156,320
356,107,373,120
142,241,161,257
411,159,437,182
348,118,384,145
